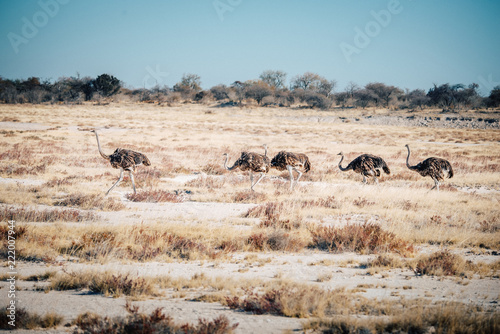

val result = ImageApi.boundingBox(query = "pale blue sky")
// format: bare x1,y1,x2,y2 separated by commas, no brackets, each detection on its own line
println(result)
1,0,499,95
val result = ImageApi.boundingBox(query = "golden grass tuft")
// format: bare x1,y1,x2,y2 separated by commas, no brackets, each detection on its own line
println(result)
0,307,63,330
413,250,475,277
304,302,500,334
126,189,184,203
74,302,238,334
54,193,125,211
51,270,159,297
0,205,98,222
309,222,415,256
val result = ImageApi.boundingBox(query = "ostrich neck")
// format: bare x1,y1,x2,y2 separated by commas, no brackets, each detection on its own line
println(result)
405,146,414,169
338,154,348,171
224,155,237,170
94,132,110,160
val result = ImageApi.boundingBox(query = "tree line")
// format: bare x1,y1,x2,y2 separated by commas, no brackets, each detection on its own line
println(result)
1,71,499,111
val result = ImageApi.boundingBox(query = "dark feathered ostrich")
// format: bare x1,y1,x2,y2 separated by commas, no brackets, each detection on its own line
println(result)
270,151,311,190
223,145,270,191
91,130,151,195
405,144,453,191
337,152,390,184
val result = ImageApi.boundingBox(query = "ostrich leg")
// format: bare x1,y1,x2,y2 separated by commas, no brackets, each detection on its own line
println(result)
293,167,303,189
129,171,136,194
106,168,124,196
286,165,295,191
251,173,266,191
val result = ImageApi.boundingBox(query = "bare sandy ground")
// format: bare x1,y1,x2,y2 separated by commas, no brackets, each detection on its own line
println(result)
0,106,499,333
1,176,499,333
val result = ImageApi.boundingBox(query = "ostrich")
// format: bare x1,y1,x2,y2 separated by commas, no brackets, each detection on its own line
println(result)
91,130,151,195
337,152,390,184
405,144,453,191
223,144,270,191
270,151,311,190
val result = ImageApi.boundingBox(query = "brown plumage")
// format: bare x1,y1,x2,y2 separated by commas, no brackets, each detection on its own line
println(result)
91,130,151,195
338,152,390,184
405,144,453,191
270,151,311,190
223,145,270,191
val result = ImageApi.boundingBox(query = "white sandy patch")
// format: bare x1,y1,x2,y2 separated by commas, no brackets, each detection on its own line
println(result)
99,200,257,225
0,176,45,187
0,121,51,131
3,250,499,333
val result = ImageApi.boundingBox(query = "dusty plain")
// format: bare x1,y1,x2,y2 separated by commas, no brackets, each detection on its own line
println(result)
0,103,499,333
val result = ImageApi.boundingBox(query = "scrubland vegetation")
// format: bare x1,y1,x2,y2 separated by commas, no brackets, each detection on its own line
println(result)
2,70,500,111
0,101,499,333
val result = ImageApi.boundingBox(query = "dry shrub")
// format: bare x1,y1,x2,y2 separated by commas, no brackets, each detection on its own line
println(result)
51,271,158,297
353,197,375,208
246,230,305,252
245,202,302,228
309,223,414,256
305,303,500,334
0,206,98,222
232,190,267,203
58,230,118,261
80,231,118,260
126,227,221,260
226,289,284,316
54,193,125,211
126,190,184,203
414,250,472,276
44,175,81,187
245,202,284,220
25,271,56,282
0,307,63,330
226,285,351,318
368,253,405,268
304,196,340,209
258,219,294,230
134,167,170,188
400,200,419,211
478,218,500,233
0,163,48,176
201,163,225,175
186,175,225,189
0,143,35,164
74,302,238,334
0,223,27,237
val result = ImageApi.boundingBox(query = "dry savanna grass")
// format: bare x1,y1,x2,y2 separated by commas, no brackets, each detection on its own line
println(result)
0,307,63,330
74,302,238,334
303,303,500,334
0,104,499,331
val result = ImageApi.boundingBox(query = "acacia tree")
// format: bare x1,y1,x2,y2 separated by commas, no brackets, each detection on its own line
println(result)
290,72,336,97
244,81,272,105
210,84,230,101
173,73,201,99
487,86,500,108
94,74,121,97
426,83,479,110
407,89,430,110
354,89,377,109
259,70,287,89
365,82,400,107
344,81,360,98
